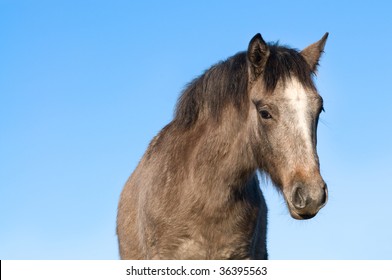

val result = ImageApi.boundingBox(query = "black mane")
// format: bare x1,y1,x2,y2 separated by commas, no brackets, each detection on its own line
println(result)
264,44,315,92
174,43,315,128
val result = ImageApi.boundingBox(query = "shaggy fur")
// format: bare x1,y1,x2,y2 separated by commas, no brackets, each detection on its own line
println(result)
117,33,329,259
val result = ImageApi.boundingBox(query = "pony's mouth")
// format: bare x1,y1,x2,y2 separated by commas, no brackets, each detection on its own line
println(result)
288,208,317,220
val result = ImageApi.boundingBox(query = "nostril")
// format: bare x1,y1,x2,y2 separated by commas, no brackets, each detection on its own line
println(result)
292,186,306,209
321,183,328,206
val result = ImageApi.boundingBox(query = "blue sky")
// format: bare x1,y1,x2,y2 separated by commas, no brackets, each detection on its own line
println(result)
1,0,391,259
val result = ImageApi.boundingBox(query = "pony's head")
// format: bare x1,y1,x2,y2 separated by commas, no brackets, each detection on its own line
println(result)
247,33,328,219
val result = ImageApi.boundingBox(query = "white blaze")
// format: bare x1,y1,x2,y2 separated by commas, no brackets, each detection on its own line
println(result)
284,79,313,155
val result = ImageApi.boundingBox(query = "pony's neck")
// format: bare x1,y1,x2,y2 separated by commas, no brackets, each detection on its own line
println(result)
186,112,256,191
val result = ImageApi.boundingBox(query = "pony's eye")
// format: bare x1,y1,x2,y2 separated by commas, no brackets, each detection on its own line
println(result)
260,110,272,119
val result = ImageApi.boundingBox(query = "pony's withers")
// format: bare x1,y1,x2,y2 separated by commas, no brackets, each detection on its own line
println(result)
117,33,329,259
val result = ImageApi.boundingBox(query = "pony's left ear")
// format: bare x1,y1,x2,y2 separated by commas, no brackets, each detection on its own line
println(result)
247,33,270,77
301,32,329,72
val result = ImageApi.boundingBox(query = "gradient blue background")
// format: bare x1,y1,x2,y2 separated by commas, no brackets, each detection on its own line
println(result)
1,0,391,259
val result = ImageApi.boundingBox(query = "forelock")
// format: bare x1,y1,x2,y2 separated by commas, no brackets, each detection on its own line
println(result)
263,44,316,92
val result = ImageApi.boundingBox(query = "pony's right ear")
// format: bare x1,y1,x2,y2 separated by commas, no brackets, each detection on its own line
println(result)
247,33,270,77
301,32,329,72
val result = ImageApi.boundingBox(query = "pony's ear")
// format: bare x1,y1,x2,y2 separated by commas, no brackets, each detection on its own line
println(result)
301,32,329,72
247,33,269,77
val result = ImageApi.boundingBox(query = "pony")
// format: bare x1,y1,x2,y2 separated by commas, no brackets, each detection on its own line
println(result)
117,33,329,259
